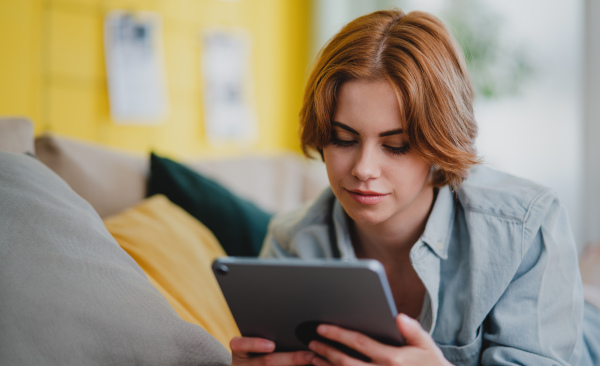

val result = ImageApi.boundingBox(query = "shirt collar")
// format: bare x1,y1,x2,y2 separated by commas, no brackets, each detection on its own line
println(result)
419,185,455,260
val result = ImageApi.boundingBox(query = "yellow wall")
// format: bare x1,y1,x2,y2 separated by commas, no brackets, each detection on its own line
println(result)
0,0,312,158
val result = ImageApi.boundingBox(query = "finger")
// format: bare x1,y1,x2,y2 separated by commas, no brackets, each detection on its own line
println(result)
311,355,334,366
230,336,276,355
309,340,365,366
395,314,436,349
315,324,383,357
261,351,316,366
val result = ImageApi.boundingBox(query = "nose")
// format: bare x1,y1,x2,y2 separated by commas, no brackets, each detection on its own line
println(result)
351,145,381,181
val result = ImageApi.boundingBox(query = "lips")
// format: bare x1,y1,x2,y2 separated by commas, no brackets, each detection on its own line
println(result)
345,189,388,205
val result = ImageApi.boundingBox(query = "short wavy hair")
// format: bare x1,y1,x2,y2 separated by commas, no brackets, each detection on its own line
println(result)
299,9,480,189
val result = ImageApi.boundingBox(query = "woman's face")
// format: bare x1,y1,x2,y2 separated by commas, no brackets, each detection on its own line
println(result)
323,79,433,229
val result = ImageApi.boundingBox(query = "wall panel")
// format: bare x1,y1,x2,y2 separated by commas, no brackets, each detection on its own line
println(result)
0,0,311,158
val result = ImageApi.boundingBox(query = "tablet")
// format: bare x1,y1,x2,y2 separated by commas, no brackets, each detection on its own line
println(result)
212,257,404,359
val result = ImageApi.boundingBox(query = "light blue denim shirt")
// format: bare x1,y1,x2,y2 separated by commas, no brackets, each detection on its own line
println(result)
260,165,599,365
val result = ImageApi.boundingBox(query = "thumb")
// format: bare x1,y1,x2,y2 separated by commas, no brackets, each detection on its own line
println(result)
396,313,435,349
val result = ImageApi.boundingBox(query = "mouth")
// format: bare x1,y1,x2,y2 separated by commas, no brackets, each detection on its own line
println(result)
345,189,389,205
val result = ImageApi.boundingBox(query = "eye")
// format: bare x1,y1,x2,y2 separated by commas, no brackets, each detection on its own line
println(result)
383,143,411,156
330,136,357,148
329,130,357,148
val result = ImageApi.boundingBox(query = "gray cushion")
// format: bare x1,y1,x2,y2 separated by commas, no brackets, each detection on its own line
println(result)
0,151,231,365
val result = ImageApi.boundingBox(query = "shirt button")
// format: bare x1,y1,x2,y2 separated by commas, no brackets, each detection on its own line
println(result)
437,241,444,250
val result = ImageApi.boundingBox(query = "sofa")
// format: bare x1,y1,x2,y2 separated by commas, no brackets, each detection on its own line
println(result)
0,117,329,364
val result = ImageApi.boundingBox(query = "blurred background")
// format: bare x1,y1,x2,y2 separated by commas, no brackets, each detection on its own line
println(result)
1,0,598,251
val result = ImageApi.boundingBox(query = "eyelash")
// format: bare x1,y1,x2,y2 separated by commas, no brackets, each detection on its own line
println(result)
330,137,411,156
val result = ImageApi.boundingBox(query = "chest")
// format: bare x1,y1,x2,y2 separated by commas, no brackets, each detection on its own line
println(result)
385,265,426,320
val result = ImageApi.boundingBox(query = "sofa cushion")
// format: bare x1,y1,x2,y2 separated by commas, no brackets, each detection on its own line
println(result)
0,151,231,365
0,117,35,154
147,152,273,257
187,153,327,213
104,194,240,348
34,134,148,218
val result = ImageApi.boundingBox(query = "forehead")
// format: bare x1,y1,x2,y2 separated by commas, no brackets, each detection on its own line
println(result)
333,79,404,130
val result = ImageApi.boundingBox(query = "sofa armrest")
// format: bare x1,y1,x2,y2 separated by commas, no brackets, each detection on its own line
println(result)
35,135,148,218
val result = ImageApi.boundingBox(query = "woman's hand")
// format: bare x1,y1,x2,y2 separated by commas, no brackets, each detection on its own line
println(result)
308,314,452,366
231,336,315,366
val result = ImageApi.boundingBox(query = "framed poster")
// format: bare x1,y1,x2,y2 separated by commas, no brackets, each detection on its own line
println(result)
104,11,169,124
202,29,256,144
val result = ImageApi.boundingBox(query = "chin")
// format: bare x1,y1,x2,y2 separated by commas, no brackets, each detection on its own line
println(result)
343,204,391,227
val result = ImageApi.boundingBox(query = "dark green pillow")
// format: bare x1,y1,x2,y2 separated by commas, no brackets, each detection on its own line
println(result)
147,152,273,256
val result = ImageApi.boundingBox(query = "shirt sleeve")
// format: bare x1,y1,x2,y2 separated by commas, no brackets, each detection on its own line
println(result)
481,191,587,365
259,225,296,258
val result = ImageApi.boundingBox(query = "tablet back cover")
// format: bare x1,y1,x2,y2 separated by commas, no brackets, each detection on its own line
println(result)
212,258,404,351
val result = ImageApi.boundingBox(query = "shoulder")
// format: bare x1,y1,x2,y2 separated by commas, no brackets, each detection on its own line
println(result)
262,188,336,256
455,165,570,258
270,187,335,235
456,165,558,223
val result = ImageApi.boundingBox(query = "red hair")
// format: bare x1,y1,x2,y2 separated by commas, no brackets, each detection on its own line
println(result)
299,9,480,188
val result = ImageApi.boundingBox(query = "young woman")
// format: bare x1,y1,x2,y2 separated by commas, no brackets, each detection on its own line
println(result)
231,9,600,366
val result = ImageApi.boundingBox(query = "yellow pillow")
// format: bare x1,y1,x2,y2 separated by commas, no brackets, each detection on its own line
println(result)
104,194,240,349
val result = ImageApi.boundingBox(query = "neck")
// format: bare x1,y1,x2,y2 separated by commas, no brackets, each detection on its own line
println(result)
351,186,436,261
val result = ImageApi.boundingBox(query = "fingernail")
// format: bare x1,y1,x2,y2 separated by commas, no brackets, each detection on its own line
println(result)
400,313,414,324
317,324,329,334
308,341,316,351
306,352,315,362
265,341,276,352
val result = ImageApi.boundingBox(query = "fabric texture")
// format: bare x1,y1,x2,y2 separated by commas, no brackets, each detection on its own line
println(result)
0,151,231,365
147,152,273,257
0,117,35,154
104,194,240,348
261,165,595,366
34,134,149,218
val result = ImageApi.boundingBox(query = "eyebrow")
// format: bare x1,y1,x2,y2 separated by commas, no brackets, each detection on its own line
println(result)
331,121,404,137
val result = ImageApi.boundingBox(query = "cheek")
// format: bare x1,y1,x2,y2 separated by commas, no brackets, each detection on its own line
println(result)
323,148,350,181
406,160,431,185
389,158,431,187
322,147,338,165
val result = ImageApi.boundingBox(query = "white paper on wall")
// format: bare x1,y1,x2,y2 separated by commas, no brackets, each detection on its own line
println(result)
202,29,256,144
104,11,169,124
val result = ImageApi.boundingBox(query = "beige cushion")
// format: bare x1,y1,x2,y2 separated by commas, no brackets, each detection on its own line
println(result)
35,134,148,218
0,117,35,154
187,154,328,213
